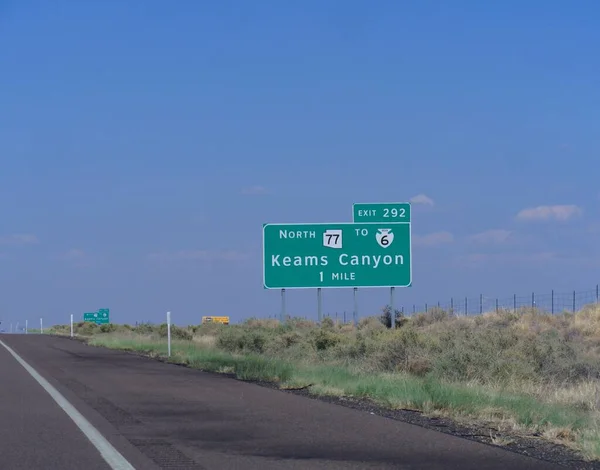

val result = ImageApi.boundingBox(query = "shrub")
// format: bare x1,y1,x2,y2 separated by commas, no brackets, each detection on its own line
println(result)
77,322,99,336
332,335,367,360
243,318,280,329
280,331,303,348
429,321,533,383
99,323,117,333
311,329,343,351
411,307,450,327
285,317,316,329
367,327,432,374
216,327,245,352
193,322,225,336
157,323,193,341
520,328,599,382
379,305,408,328
216,327,270,354
245,330,268,353
134,323,157,335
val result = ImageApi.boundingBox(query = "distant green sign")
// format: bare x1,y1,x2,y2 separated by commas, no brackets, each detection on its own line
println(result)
353,202,411,223
83,309,110,324
263,222,411,289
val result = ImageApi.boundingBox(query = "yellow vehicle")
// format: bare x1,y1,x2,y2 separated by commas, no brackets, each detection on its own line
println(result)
202,316,230,325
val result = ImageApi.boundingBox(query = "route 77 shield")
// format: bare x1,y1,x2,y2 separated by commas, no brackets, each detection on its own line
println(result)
376,228,394,248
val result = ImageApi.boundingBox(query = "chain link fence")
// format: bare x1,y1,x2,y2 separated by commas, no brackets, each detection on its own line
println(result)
402,284,600,316
264,285,600,322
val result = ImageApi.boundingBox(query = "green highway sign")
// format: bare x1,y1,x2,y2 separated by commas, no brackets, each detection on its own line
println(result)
353,202,411,223
83,309,110,324
83,313,96,322
263,222,411,289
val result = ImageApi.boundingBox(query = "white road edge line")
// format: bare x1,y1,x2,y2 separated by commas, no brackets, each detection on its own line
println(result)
0,339,136,470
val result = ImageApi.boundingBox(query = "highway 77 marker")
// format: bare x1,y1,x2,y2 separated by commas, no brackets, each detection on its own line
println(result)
262,222,411,289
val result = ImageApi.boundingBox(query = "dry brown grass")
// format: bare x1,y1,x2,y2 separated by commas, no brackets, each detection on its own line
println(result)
192,335,217,348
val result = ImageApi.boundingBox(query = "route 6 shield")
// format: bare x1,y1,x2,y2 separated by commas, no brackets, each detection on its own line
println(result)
376,228,394,248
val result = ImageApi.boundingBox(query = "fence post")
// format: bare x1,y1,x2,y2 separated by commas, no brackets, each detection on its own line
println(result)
438,301,440,308
464,297,468,316
495,298,498,313
551,289,554,315
425,303,428,313
597,284,599,304
450,298,454,315
513,294,516,313
531,292,535,309
413,304,416,315
479,294,483,314
573,290,576,313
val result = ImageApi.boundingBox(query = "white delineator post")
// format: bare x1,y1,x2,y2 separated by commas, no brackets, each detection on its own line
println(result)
167,311,171,357
70,314,74,338
25,320,28,334
40,318,43,334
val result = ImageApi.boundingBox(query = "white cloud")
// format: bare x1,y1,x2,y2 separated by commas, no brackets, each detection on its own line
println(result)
409,194,434,206
413,231,453,247
468,229,513,245
241,185,270,195
0,234,39,245
516,205,582,222
147,250,250,262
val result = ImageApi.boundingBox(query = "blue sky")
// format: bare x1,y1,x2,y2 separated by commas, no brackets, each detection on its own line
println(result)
1,1,600,327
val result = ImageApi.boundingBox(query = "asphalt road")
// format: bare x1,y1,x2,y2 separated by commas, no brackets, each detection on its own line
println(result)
0,335,570,470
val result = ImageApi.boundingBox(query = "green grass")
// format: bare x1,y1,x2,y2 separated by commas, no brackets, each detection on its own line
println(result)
89,335,294,382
